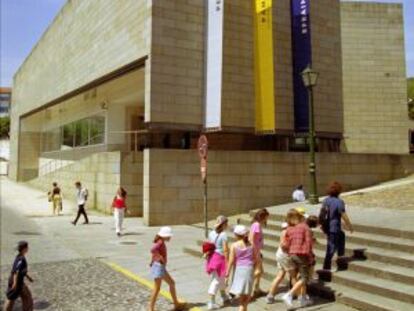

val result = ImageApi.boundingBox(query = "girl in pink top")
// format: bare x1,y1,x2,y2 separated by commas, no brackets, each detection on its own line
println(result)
226,225,257,311
249,208,269,296
148,227,185,311
111,187,127,237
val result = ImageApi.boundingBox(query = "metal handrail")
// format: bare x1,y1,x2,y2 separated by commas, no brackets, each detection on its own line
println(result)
38,131,148,176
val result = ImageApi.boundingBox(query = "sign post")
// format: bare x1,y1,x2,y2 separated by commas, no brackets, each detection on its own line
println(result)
198,135,209,238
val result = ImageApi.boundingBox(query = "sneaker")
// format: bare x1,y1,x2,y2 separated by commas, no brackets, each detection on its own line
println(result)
207,302,220,310
265,295,275,304
282,293,293,309
299,295,313,307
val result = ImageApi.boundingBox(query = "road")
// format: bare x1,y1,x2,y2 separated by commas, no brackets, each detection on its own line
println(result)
0,179,172,311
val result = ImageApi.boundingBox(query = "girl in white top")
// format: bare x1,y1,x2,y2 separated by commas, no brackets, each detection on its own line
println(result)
206,216,230,310
266,222,296,304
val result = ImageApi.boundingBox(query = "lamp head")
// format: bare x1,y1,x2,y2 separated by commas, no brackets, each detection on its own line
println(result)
301,65,319,88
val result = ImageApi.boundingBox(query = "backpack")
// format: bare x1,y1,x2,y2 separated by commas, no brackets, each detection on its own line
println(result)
319,202,330,234
202,233,220,258
84,188,89,201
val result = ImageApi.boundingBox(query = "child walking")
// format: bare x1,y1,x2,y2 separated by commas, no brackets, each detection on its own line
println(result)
226,225,257,311
265,222,296,304
281,209,314,309
3,241,34,311
111,187,127,237
148,227,185,311
205,216,231,310
249,208,269,297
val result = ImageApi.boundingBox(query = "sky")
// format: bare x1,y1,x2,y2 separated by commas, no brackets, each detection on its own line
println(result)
0,0,413,87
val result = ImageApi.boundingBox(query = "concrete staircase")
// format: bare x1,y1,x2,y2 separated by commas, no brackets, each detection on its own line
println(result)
183,211,414,311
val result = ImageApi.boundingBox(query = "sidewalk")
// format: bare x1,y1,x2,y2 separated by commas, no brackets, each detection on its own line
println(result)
1,177,358,311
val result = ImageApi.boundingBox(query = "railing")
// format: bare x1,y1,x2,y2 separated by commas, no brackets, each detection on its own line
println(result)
38,131,147,176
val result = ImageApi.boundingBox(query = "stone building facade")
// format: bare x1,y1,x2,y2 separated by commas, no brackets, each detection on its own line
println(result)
8,0,413,224
341,2,413,154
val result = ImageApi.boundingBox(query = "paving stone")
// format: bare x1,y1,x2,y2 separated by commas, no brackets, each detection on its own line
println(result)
0,258,171,311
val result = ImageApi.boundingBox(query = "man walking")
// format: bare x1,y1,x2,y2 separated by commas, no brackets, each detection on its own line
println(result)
71,181,89,225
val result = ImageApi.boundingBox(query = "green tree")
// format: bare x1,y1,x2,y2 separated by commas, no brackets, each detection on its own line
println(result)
0,116,10,138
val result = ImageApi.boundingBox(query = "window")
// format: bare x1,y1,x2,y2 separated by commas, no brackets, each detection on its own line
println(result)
89,115,105,144
74,119,90,147
62,123,75,150
0,102,9,113
42,114,106,152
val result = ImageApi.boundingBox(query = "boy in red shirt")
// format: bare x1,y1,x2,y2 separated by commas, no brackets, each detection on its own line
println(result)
282,209,313,309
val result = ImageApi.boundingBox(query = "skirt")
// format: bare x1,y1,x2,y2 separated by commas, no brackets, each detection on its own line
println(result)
206,252,227,278
230,265,254,296
150,262,167,279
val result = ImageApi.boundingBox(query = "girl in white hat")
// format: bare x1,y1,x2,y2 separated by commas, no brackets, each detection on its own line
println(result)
225,225,257,311
148,227,185,311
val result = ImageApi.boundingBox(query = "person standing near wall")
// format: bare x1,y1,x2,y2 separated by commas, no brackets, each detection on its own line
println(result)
292,185,306,202
3,241,34,311
71,181,89,225
111,187,127,237
320,182,354,270
48,182,62,216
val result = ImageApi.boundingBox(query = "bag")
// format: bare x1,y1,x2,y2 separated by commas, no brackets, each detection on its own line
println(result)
201,233,220,257
319,202,330,234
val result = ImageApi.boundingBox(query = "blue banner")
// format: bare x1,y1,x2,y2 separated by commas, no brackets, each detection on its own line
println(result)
291,0,312,132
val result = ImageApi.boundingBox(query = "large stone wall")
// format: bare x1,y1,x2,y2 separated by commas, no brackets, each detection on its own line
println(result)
341,2,412,154
28,152,143,216
9,0,150,180
143,149,414,225
149,0,343,133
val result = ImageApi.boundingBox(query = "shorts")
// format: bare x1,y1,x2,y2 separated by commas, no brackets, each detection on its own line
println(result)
276,253,295,272
291,255,311,283
150,262,166,279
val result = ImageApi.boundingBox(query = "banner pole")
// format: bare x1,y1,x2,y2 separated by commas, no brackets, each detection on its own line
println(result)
204,179,208,238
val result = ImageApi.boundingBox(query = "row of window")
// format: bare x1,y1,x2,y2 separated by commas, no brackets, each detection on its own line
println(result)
42,115,105,152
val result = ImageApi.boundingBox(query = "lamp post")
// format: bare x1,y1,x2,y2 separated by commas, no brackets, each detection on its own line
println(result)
301,65,319,204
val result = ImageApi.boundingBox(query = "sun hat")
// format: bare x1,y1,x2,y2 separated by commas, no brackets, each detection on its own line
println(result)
295,207,306,215
281,222,288,229
214,215,228,228
233,225,248,236
294,207,309,218
158,226,173,238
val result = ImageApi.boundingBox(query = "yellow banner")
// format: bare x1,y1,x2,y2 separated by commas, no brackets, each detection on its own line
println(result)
253,0,275,134
255,0,272,14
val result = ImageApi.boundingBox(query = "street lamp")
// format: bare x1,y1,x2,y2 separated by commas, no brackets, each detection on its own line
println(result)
301,65,319,204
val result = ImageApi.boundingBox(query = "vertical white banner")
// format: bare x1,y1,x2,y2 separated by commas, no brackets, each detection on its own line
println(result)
204,0,224,131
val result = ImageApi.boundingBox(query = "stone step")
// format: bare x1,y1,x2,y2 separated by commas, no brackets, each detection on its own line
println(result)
238,217,414,253
260,261,414,311
260,260,414,306
331,270,414,304
235,222,414,269
262,212,414,240
334,285,414,311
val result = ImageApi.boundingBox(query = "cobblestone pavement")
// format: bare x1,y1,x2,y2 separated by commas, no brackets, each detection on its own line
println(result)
0,258,172,311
